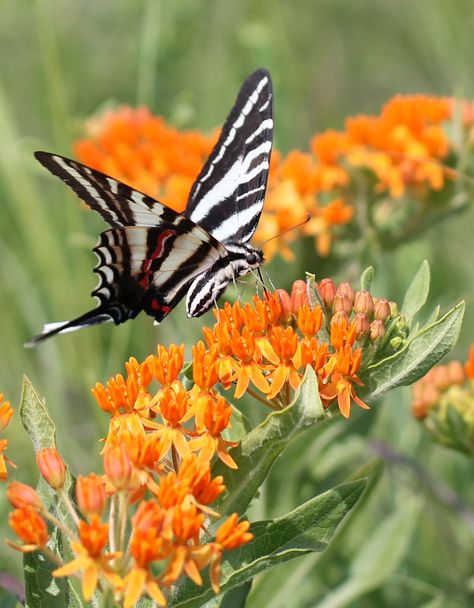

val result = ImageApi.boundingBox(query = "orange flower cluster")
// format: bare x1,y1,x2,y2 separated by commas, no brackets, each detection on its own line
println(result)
412,346,474,421
200,280,395,418
0,393,15,481
7,445,252,606
74,94,455,261
411,346,474,453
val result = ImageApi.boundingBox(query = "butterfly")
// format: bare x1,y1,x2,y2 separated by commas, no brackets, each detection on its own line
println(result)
26,69,273,346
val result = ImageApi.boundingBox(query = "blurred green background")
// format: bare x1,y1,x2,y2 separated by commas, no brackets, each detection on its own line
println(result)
1,1,474,606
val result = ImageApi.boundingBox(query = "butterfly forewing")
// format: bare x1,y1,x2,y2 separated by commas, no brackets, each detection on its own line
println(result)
184,69,273,244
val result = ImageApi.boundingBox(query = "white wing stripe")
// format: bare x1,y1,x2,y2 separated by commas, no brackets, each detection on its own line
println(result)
236,185,265,201
245,118,273,144
188,158,242,223
241,141,272,171
210,201,262,242
240,160,269,185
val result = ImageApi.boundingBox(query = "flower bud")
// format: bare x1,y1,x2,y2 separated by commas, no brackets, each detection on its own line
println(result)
333,293,352,315
104,446,132,491
331,310,349,327
447,360,465,385
390,337,404,350
389,301,398,316
370,319,385,341
374,298,391,321
337,282,355,306
76,473,106,517
317,278,336,308
36,448,66,490
354,291,374,316
290,280,308,312
7,482,43,510
351,313,370,338
276,289,292,321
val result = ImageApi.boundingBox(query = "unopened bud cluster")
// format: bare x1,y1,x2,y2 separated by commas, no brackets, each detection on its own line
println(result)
317,278,394,343
412,347,474,454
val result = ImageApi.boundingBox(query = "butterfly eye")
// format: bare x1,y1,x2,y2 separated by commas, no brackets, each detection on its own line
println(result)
247,252,259,266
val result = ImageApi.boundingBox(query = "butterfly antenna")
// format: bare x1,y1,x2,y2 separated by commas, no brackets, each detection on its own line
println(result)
260,214,311,245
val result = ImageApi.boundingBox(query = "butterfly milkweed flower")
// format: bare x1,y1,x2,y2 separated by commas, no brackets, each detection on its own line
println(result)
0,394,15,481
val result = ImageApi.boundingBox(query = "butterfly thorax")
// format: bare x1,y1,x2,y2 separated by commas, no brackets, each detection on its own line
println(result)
185,242,263,318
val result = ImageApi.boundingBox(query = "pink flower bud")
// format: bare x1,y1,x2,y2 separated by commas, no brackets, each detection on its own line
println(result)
7,482,43,510
337,282,355,306
370,319,385,341
351,313,370,338
374,298,391,321
290,280,308,312
354,291,374,315
36,448,66,490
317,278,336,308
333,293,352,315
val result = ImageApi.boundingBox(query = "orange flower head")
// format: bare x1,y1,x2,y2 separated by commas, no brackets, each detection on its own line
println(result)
172,503,205,543
9,505,48,551
297,305,323,340
36,448,66,490
192,342,219,391
76,474,107,518
78,515,109,558
0,394,13,431
147,344,184,386
465,345,474,380
157,383,191,426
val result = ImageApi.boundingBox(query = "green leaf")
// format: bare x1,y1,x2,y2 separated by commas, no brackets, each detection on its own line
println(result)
24,551,83,608
219,580,252,607
401,260,430,324
213,367,327,517
20,377,80,607
361,301,464,401
360,266,374,292
223,406,252,443
20,375,57,452
171,479,366,608
315,498,421,608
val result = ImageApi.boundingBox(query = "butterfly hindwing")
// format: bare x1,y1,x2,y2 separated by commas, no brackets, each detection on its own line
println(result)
93,225,225,323
184,68,273,244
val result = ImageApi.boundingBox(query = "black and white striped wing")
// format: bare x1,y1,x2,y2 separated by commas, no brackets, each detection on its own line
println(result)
34,151,173,228
184,68,273,244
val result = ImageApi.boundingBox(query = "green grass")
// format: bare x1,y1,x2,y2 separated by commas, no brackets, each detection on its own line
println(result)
1,0,474,605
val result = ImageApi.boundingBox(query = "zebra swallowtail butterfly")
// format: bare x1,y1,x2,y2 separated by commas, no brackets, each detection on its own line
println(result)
27,69,273,346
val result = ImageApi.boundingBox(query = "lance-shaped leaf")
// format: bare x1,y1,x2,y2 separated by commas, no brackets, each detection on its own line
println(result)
20,377,81,608
213,366,327,517
361,301,464,401
401,260,430,325
171,478,366,608
360,266,374,292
